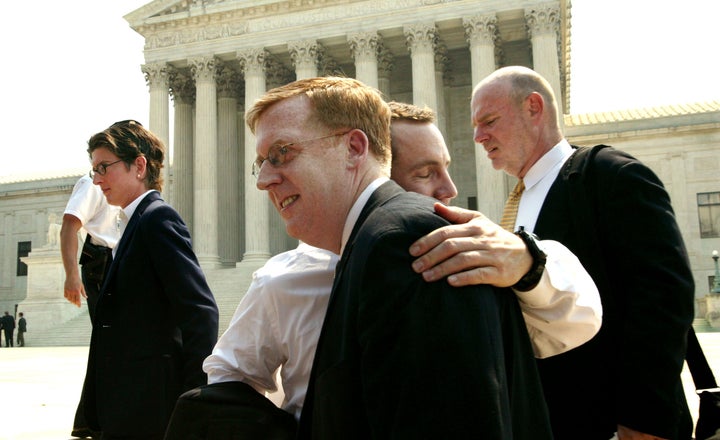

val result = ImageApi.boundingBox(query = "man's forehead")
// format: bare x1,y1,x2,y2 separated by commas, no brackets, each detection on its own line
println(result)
260,95,310,121
256,98,313,147
393,122,446,157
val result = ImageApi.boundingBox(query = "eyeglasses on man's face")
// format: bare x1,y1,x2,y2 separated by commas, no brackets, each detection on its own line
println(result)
252,130,350,177
90,159,123,178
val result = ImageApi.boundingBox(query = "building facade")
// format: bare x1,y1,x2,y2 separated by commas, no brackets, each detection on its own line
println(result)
125,0,572,269
1,0,718,339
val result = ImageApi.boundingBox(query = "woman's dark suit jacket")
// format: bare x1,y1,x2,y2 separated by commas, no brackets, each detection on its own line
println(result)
83,191,219,437
298,181,552,440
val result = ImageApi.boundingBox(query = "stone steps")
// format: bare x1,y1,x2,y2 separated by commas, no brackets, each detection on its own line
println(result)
24,307,92,347
23,261,264,347
205,261,264,334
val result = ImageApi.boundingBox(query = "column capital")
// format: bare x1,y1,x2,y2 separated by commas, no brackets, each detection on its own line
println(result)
463,14,498,47
266,57,294,88
403,22,438,54
170,70,196,105
217,65,241,98
434,43,452,85
190,56,221,83
142,62,174,89
525,4,560,38
318,54,342,77
237,48,269,76
288,39,322,70
463,13,503,68
377,45,395,79
348,31,381,61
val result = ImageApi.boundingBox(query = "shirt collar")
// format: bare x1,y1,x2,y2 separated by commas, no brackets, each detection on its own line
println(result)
340,177,389,256
121,189,157,225
523,139,573,190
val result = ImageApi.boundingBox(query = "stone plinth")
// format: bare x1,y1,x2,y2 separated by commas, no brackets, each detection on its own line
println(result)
19,247,84,330
701,295,720,329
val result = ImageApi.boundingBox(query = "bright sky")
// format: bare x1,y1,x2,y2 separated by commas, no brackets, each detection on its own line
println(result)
0,0,717,179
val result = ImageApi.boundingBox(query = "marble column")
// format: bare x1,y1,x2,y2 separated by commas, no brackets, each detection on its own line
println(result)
264,58,297,255
238,48,272,262
217,65,241,267
141,62,172,196
434,43,449,135
235,99,247,261
348,31,380,89
169,71,195,231
288,39,320,80
463,14,499,89
377,46,395,99
525,4,564,117
464,13,505,222
190,56,221,268
404,23,439,113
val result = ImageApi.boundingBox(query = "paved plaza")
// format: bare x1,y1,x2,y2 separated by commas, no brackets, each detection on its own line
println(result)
1,333,720,440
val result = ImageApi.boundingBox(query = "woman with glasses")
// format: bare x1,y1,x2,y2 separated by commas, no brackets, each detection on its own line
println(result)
81,120,219,440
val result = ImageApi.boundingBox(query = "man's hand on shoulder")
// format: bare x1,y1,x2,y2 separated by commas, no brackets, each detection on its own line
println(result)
409,203,531,287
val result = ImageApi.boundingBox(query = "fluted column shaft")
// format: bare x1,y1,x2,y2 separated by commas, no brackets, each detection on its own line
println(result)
348,32,380,89
404,23,439,113
190,56,221,268
464,14,505,221
526,5,564,117
169,72,195,230
434,44,448,135
142,63,172,197
217,66,241,266
235,101,246,260
238,48,271,262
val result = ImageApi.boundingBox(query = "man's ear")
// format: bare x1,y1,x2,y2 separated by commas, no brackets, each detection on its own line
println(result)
346,129,369,168
135,155,148,177
525,92,544,119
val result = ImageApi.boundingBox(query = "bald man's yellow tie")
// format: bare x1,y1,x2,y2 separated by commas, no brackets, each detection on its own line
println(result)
499,180,525,232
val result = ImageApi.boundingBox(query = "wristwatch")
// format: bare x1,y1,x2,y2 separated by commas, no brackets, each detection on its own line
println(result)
513,226,547,292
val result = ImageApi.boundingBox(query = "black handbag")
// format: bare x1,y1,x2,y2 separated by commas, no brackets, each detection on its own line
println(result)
686,329,720,440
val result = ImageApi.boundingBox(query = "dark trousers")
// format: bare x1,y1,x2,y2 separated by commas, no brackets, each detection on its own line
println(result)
73,238,112,438
4,329,14,347
17,331,24,347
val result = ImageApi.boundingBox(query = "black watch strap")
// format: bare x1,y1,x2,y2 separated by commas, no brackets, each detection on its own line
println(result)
513,226,547,292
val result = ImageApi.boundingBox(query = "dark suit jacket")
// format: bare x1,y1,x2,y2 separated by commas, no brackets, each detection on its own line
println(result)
1,315,14,331
298,181,552,440
83,191,219,437
533,145,694,439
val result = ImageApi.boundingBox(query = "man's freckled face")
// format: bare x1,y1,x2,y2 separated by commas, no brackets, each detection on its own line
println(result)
254,96,351,251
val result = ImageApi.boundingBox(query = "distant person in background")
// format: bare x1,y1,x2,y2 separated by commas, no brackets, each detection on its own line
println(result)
61,174,122,439
16,312,26,347
1,311,15,347
83,120,219,439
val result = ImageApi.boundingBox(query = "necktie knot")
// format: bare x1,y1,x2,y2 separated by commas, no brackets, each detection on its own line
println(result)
499,180,524,232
